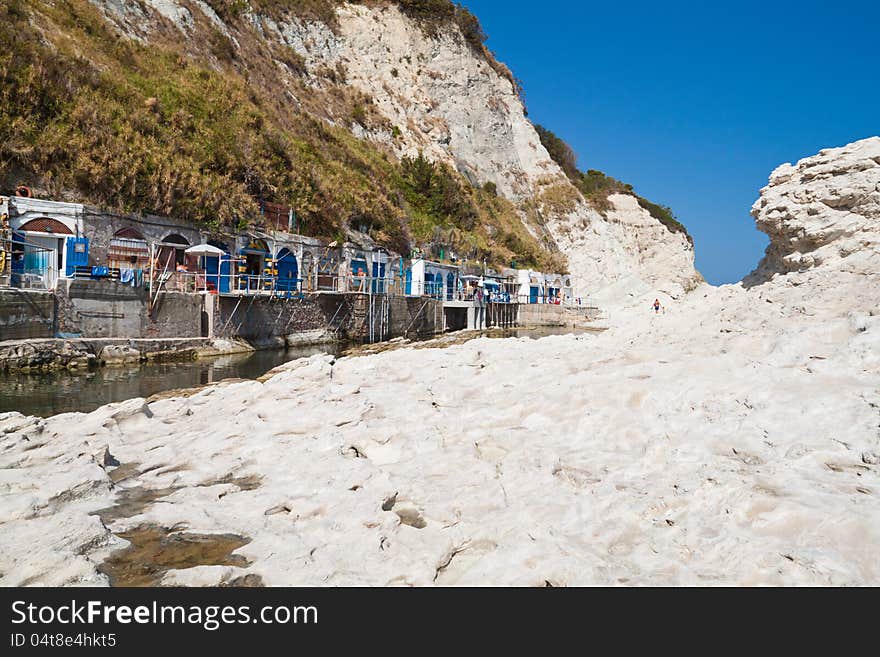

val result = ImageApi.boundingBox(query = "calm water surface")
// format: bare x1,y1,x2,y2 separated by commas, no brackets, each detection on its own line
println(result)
0,327,594,418
0,345,342,418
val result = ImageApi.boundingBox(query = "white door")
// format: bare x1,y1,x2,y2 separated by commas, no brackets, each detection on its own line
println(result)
22,233,59,289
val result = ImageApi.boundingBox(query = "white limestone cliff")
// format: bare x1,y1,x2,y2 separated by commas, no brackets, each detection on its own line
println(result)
87,0,701,300
549,193,699,305
276,3,702,299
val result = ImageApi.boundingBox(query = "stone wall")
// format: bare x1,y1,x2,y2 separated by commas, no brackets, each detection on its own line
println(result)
387,296,444,339
518,304,594,328
214,294,446,346
145,291,204,339
55,279,144,338
214,294,340,346
3,282,452,348
0,289,55,339
217,293,446,344
55,280,204,339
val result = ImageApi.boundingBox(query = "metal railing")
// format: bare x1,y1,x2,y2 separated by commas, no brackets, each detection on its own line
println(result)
515,293,583,307
144,267,588,309
146,270,303,297
185,272,425,299
145,271,407,298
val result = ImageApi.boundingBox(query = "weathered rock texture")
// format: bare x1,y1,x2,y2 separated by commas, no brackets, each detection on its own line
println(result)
1,139,879,586
550,193,700,304
748,137,880,284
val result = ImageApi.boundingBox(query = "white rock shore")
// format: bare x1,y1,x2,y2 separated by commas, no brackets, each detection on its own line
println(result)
1,139,879,586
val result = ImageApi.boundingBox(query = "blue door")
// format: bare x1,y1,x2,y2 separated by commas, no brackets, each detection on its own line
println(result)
276,249,299,294
405,268,412,295
204,254,232,294
530,286,539,304
11,232,24,274
65,237,89,276
446,273,455,301
219,258,231,293
372,261,386,294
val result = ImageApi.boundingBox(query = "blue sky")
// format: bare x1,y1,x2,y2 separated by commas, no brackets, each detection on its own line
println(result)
463,0,879,284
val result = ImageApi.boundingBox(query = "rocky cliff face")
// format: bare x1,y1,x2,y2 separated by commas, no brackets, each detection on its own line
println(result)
286,4,703,297
273,4,551,199
85,0,700,298
548,193,700,304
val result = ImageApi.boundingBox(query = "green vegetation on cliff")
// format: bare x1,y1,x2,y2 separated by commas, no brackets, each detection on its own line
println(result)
223,1,488,55
535,125,691,242
0,0,556,270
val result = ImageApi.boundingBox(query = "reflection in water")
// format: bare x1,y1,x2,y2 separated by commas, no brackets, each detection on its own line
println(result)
0,326,593,419
0,344,341,418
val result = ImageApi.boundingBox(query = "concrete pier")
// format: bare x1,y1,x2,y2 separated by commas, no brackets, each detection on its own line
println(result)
442,302,519,331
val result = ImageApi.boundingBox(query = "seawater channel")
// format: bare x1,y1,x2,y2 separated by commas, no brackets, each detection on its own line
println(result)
0,327,594,418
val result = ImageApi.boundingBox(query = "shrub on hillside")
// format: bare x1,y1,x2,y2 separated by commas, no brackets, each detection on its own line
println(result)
203,0,249,22
208,27,237,62
392,1,486,51
534,123,691,241
398,153,478,231
636,197,691,242
535,125,579,181
578,169,631,199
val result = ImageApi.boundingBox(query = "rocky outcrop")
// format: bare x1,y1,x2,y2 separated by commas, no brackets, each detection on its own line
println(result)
748,137,880,285
0,338,254,372
736,137,880,326
266,4,552,200
0,341,94,373
98,345,142,365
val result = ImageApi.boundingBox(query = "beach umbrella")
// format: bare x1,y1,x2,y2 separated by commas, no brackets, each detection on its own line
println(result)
185,244,226,257
185,244,226,292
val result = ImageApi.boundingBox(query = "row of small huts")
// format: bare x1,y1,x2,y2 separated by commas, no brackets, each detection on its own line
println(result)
0,194,575,305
